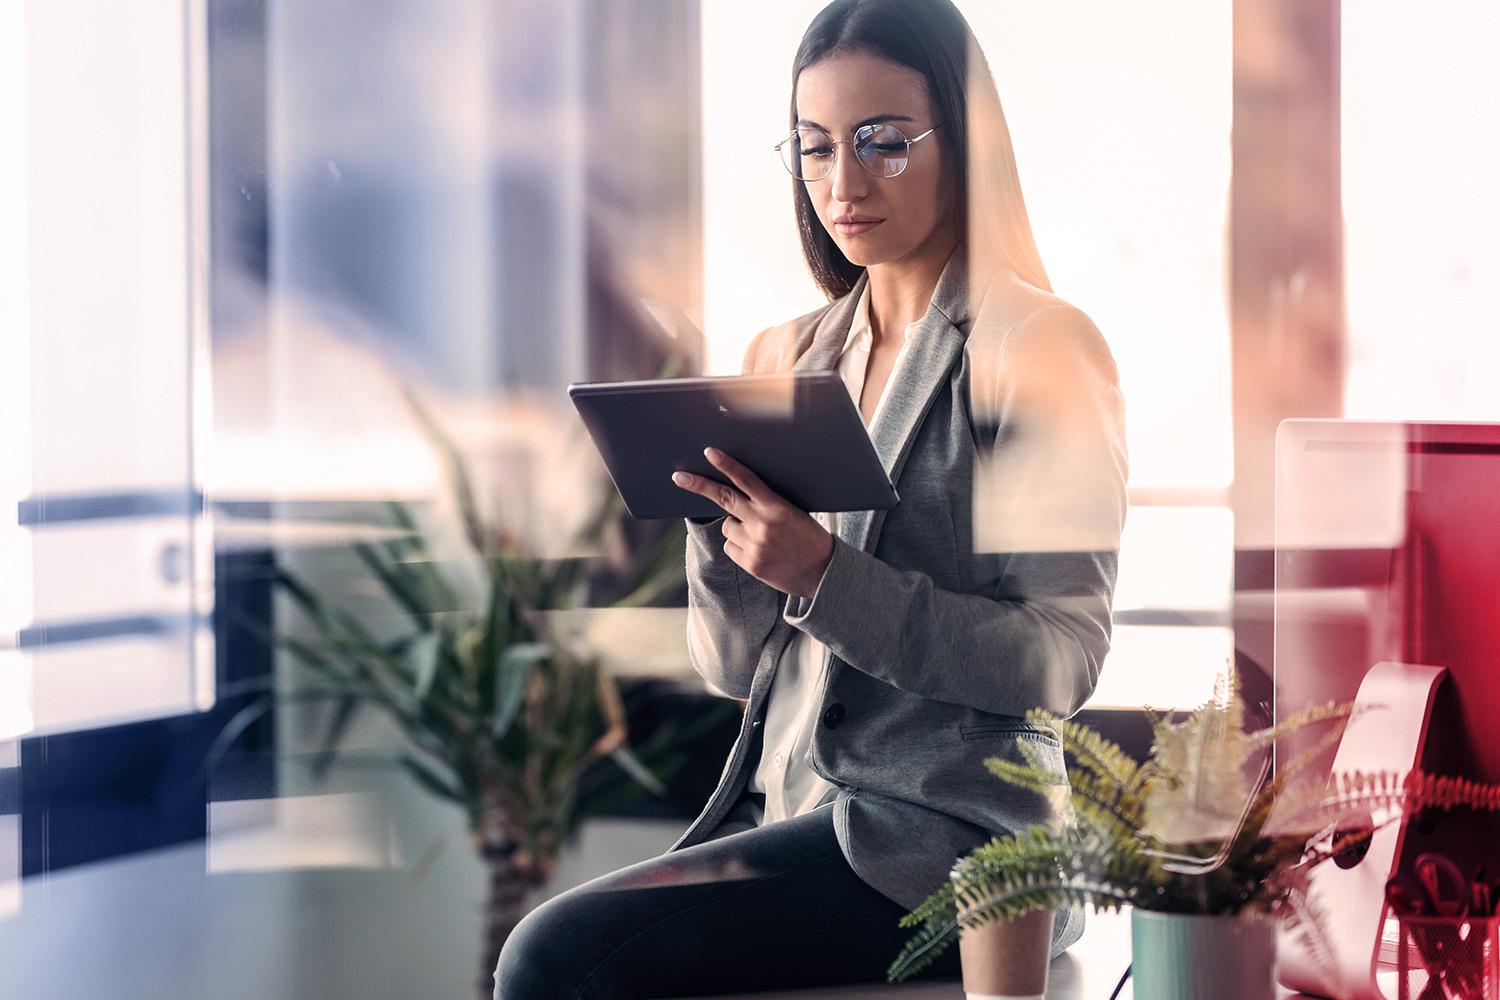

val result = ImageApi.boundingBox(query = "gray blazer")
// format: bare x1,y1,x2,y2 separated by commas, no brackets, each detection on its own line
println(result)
664,249,1128,959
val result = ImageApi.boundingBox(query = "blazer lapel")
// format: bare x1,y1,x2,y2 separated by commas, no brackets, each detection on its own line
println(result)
840,251,972,554
794,272,868,373
786,253,977,554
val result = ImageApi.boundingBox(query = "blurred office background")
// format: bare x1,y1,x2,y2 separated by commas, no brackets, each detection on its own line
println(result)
2,0,1497,996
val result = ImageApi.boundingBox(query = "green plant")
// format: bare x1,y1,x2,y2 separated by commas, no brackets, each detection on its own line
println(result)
221,378,735,998
886,672,1500,983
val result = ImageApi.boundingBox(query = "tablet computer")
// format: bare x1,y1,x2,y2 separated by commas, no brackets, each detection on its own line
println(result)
568,370,899,520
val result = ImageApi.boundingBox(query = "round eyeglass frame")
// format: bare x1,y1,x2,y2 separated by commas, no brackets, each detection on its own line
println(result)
773,122,942,181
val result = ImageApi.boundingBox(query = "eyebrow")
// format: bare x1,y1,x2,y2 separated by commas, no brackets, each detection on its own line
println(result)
795,113,915,131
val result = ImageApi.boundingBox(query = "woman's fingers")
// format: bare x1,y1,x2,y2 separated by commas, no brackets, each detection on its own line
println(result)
721,513,755,549
671,469,744,516
671,447,775,517
703,448,775,506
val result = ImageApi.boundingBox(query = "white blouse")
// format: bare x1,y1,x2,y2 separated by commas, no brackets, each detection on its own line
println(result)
747,283,916,825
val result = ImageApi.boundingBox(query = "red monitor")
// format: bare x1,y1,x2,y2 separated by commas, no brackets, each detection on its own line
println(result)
1275,419,1500,871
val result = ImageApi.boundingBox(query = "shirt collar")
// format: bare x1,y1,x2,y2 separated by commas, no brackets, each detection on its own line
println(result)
840,282,874,356
844,282,931,357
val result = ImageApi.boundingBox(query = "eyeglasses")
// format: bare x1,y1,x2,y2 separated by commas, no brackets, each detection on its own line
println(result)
774,122,942,181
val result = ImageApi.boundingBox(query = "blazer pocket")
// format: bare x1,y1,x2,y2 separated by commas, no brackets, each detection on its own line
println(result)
958,722,1061,746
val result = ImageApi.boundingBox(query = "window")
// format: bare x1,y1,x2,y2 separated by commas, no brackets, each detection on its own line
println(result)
1341,3,1500,422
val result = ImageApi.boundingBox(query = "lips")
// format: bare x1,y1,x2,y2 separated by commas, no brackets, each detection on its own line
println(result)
833,216,883,236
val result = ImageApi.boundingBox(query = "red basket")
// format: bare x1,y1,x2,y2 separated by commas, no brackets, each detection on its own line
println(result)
1397,915,1500,1000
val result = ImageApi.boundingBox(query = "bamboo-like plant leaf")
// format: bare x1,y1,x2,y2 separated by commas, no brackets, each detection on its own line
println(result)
382,500,459,609
573,698,739,821
233,371,727,903
397,381,491,562
352,541,437,632
274,634,460,763
476,573,513,716
547,352,683,608
281,631,414,721
493,643,549,739
202,696,276,780
610,521,690,609
409,631,443,701
312,693,364,780
195,685,393,796
400,753,467,806
605,745,669,797
273,563,419,694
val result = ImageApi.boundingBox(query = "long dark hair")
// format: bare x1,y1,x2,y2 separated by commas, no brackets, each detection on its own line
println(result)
789,0,1051,300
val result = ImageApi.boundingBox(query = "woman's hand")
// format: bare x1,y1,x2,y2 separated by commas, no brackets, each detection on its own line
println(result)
672,447,833,599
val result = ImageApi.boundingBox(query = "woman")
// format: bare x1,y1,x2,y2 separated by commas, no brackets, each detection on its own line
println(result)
495,1,1126,997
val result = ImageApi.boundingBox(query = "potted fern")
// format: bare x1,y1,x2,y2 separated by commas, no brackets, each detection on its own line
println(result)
886,673,1500,999
222,382,735,999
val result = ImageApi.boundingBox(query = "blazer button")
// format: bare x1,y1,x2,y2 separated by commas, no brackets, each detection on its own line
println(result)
822,703,845,730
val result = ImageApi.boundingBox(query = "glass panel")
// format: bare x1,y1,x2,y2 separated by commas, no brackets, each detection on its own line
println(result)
966,0,1233,491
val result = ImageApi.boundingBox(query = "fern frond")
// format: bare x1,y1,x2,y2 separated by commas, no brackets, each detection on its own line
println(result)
1270,770,1408,833
962,876,1133,928
1280,885,1345,999
1065,769,1148,843
1029,707,1139,789
888,870,1134,983
982,757,1067,797
1267,769,1500,850
1292,823,1385,874
900,879,960,929
955,828,1147,907
1239,717,1353,845
949,827,1080,902
1245,700,1362,749
886,911,962,982
1402,770,1500,812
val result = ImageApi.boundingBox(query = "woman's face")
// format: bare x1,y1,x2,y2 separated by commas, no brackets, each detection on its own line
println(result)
794,50,956,271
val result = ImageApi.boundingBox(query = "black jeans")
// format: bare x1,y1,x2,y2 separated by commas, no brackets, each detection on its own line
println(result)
493,795,961,998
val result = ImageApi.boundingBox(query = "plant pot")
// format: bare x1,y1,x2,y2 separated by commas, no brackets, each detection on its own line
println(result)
1131,910,1277,1000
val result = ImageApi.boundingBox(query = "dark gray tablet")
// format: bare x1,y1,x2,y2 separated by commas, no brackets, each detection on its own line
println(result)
568,370,899,520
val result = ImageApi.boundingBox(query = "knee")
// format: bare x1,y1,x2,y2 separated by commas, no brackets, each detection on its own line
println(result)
493,892,585,1000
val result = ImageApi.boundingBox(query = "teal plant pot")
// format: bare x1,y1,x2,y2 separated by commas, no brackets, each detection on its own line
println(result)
1131,910,1277,1000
